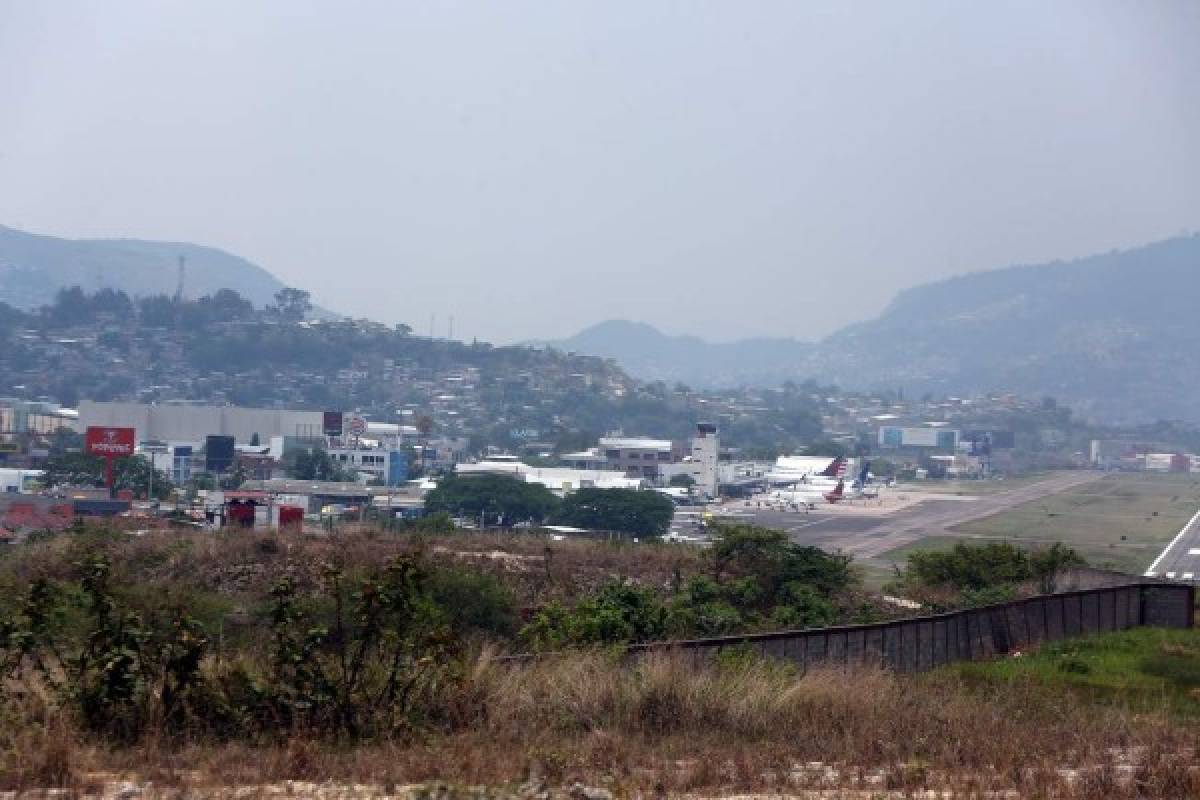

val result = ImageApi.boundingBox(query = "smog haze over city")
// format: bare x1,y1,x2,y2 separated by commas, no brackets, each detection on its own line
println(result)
2,0,1199,344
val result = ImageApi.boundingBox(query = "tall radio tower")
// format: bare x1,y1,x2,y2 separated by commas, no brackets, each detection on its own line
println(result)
174,255,186,302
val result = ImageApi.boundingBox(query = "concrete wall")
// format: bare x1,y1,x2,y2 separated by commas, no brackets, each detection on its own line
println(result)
80,401,324,444
626,581,1194,673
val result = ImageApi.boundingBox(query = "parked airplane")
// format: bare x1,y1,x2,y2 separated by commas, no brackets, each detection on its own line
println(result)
767,455,846,486
767,479,846,510
807,460,882,497
847,461,880,498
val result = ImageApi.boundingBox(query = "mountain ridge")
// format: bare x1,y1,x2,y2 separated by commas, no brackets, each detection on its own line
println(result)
0,224,294,310
528,320,814,388
543,234,1200,422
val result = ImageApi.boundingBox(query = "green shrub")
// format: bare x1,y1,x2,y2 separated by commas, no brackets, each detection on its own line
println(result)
427,566,519,638
520,580,668,649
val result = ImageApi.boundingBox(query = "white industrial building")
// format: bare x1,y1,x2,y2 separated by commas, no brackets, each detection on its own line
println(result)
455,455,644,495
526,423,722,498
80,401,326,444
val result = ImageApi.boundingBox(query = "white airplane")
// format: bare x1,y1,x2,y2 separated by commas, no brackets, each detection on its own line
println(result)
811,460,875,493
767,455,847,487
767,479,846,510
653,486,693,504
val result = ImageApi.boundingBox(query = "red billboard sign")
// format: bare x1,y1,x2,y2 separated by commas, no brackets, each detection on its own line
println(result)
85,426,135,457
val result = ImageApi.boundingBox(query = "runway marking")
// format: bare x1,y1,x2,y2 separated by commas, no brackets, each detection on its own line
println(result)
1146,507,1200,576
788,518,832,532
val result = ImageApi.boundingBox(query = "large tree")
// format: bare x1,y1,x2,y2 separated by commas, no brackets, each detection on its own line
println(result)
40,452,174,500
288,448,355,482
553,488,674,537
272,287,312,322
424,473,559,527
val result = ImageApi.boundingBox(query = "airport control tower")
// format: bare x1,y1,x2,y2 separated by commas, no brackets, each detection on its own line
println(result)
690,422,719,498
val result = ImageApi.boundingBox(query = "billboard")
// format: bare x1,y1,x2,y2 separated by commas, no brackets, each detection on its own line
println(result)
964,430,1015,452
878,426,958,449
205,435,236,473
85,426,135,457
387,450,409,487
323,411,343,436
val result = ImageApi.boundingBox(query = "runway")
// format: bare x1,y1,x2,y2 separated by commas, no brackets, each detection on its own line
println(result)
1145,509,1200,581
730,471,1103,562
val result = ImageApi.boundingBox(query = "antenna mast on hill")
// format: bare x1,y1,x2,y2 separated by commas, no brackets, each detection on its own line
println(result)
174,255,186,302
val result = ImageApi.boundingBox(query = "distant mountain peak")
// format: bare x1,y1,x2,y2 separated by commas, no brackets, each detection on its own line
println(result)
544,234,1200,422
0,224,303,310
535,320,813,389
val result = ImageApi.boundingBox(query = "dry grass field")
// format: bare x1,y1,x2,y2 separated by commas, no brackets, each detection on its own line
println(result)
4,644,1200,797
1,525,1199,797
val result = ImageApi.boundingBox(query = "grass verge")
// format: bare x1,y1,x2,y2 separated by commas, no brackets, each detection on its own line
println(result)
950,626,1200,718
877,473,1200,573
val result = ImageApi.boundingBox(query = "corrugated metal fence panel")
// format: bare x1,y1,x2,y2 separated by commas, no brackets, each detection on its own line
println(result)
900,622,918,672
1142,585,1193,628
608,582,1193,675
883,625,901,670
1081,592,1100,635
1046,595,1066,640
828,631,848,665
1024,597,1048,644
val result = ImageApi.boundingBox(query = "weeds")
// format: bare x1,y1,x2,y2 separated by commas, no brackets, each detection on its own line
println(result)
1,529,1198,796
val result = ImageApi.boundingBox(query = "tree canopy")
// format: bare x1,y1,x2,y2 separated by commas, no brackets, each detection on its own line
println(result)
288,449,356,482
40,452,175,500
424,473,560,526
552,488,674,537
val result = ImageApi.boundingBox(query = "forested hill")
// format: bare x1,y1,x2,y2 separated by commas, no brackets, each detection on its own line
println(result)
546,235,1200,423
0,224,288,310
813,234,1200,423
0,287,828,453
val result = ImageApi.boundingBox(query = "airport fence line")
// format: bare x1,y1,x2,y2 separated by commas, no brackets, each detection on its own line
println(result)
622,581,1195,674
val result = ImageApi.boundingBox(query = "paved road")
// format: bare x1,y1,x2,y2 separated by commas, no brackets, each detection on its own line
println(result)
1145,509,1200,581
742,471,1104,561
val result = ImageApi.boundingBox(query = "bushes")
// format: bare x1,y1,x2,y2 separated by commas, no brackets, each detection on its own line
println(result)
521,581,668,649
520,524,856,648
427,566,519,638
0,549,460,743
889,541,1085,609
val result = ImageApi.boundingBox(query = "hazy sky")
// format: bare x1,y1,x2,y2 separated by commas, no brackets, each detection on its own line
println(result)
2,2,1199,343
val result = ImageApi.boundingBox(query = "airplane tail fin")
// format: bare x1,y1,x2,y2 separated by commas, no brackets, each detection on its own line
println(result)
820,457,845,477
856,460,870,487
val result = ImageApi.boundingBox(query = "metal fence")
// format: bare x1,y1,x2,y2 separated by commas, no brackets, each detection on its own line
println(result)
625,581,1195,673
